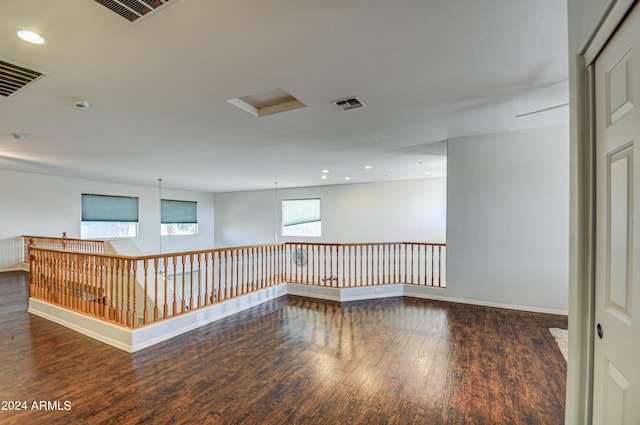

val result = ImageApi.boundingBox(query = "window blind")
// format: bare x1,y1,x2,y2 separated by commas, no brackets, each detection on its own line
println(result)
81,194,139,222
282,198,321,227
161,199,197,224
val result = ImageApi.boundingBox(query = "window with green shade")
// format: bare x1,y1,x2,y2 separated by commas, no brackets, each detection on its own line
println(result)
282,198,321,237
161,199,198,236
81,194,139,239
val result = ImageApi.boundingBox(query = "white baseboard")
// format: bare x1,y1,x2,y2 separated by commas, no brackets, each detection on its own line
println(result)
130,284,287,352
0,263,29,273
403,285,568,316
28,282,567,353
28,284,288,353
28,298,133,352
288,283,568,316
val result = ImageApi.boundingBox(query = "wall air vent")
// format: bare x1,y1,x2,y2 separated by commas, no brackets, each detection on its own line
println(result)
0,58,47,97
92,0,177,23
332,96,366,111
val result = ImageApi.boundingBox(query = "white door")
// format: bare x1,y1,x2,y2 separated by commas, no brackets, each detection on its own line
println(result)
594,4,640,424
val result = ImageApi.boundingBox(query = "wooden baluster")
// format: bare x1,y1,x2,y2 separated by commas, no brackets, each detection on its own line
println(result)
415,244,420,286
171,257,177,317
66,254,72,309
92,256,98,318
384,244,388,284
255,247,259,290
112,258,118,323
322,245,326,286
131,259,137,327
179,255,185,313
233,248,238,296
411,243,415,284
101,256,107,319
82,255,89,314
188,255,194,309
260,245,269,288
274,244,279,284
340,245,344,288
331,245,336,287
438,245,442,287
376,244,380,286
222,250,228,300
217,251,223,301
264,245,269,288
268,245,272,286
247,248,252,291
140,260,147,325
263,246,267,288
117,258,124,324
211,251,220,303
92,256,98,316
238,248,242,294
105,258,111,320
349,245,354,287
153,258,159,322
366,245,370,285
270,245,274,286
161,256,169,319
423,244,427,286
204,252,210,305
258,246,263,289
308,244,313,285
197,253,202,307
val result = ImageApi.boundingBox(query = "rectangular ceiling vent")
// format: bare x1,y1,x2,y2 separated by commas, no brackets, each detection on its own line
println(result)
332,96,366,111
0,58,47,97
93,0,177,23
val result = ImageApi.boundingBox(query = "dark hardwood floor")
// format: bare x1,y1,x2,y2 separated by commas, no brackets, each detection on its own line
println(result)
0,271,567,424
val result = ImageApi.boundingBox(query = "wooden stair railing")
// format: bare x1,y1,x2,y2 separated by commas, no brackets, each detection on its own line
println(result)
28,240,445,329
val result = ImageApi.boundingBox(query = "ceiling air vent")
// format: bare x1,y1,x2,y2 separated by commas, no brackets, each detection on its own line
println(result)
0,58,47,97
92,0,177,23
332,96,366,111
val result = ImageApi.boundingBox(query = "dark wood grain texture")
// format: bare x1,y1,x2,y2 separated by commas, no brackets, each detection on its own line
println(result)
0,271,567,424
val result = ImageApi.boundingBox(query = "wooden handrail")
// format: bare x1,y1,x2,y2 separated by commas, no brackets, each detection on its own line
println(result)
23,234,104,262
28,239,446,329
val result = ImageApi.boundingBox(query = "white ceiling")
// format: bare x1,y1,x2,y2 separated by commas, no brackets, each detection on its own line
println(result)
0,0,568,193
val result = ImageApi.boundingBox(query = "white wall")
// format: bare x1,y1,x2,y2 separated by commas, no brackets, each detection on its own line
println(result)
214,178,447,247
0,169,214,270
443,125,569,313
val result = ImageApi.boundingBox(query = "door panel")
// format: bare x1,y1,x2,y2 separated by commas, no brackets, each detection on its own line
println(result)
594,4,640,424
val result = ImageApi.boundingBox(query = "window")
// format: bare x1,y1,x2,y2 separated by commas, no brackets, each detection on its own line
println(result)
282,198,321,237
161,199,198,236
81,194,139,239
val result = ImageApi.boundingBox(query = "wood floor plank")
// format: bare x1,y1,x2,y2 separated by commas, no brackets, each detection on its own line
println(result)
0,271,567,424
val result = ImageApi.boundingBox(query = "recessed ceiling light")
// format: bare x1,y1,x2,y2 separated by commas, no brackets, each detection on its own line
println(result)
364,165,372,170
321,175,328,180
322,169,330,174
11,133,28,140
424,171,432,175
416,161,424,165
344,177,351,181
17,30,45,45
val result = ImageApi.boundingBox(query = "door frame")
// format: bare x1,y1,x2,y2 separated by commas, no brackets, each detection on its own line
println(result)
569,0,637,423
